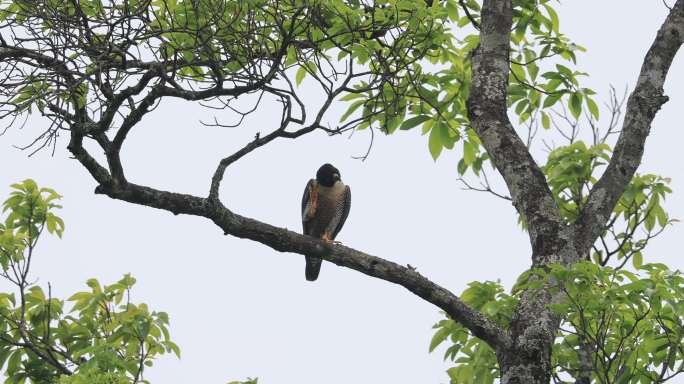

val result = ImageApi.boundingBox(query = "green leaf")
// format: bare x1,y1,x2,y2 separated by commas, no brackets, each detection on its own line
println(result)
167,341,181,358
541,111,550,129
445,0,459,21
463,141,476,166
542,93,562,108
457,159,467,175
429,327,450,352
340,100,364,122
655,205,668,227
527,63,539,81
0,348,11,371
339,92,363,102
439,123,456,149
74,82,89,109
586,96,600,119
632,252,643,269
400,115,432,131
428,125,443,161
569,92,582,119
510,63,526,82
543,4,560,33
67,291,92,302
295,66,307,86
7,350,22,374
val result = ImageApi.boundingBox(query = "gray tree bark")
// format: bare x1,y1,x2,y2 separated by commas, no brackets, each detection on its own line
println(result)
466,1,684,382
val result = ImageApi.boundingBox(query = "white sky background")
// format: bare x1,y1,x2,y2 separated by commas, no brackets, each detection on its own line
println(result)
1,1,683,383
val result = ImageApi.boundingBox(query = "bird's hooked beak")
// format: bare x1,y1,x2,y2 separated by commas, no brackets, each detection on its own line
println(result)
333,173,341,182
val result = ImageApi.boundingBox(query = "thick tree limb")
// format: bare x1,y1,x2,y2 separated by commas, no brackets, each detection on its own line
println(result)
73,169,513,351
0,46,72,76
574,0,684,254
466,0,567,265
466,2,576,382
60,81,511,351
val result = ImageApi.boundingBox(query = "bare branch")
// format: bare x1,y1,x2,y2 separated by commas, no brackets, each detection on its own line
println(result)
457,171,512,201
207,60,357,201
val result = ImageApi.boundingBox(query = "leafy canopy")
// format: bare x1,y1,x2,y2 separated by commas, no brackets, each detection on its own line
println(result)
0,0,588,161
0,181,255,384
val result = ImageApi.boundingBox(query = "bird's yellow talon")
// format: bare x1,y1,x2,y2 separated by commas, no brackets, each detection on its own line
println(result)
321,232,342,245
321,232,333,243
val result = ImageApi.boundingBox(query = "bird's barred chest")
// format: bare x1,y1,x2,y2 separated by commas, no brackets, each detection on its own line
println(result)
317,182,346,214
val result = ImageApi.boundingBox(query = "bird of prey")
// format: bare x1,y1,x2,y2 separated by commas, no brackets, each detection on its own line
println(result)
301,163,351,281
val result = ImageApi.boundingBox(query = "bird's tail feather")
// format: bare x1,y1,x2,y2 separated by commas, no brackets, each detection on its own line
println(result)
305,255,322,281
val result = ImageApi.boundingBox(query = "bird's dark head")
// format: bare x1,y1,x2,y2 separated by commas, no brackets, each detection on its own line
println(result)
316,163,341,187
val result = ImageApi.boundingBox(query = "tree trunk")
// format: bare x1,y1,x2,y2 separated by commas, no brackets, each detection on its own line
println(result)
498,287,558,384
499,350,551,384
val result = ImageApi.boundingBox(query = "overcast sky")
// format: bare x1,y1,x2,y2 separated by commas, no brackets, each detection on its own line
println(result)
1,1,683,383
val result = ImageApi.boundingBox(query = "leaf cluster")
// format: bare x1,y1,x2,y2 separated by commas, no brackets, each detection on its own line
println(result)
540,140,674,269
0,181,179,384
430,136,678,383
337,0,596,165
547,262,684,383
431,262,684,384
0,0,457,153
430,281,517,383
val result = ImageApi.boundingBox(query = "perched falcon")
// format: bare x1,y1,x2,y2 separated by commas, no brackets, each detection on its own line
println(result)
301,163,352,281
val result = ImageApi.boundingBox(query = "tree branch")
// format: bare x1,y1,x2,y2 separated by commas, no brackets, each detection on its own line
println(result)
208,70,349,200
61,83,512,350
574,0,684,254
85,179,513,351
466,0,567,265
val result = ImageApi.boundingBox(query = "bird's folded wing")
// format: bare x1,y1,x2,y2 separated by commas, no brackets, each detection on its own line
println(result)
301,179,317,234
331,185,351,239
